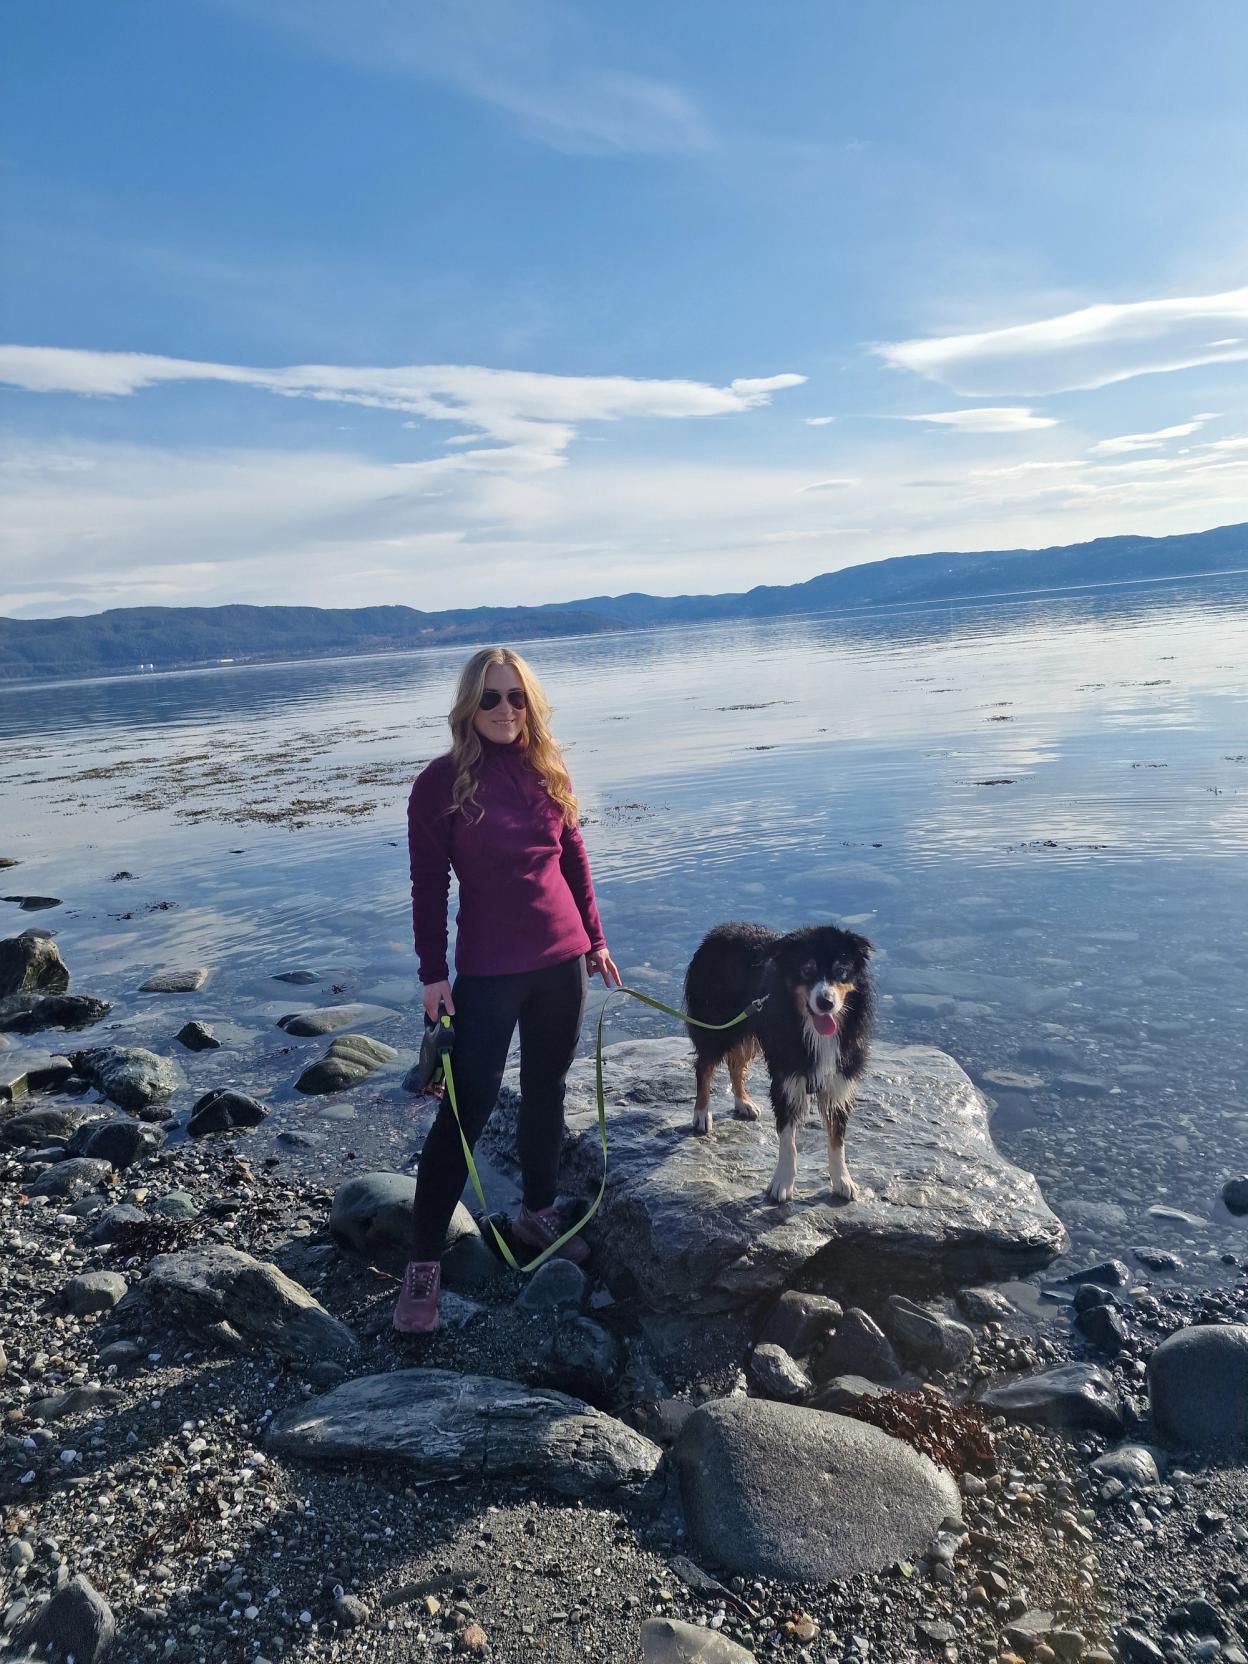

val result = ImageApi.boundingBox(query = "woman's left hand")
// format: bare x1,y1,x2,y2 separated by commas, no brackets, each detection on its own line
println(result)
587,946,623,988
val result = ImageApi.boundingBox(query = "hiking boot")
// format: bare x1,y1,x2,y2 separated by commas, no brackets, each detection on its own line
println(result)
393,1259,441,1333
512,1202,591,1266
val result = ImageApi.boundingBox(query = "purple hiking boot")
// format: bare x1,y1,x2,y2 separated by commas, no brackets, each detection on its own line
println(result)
512,1202,591,1266
393,1259,441,1334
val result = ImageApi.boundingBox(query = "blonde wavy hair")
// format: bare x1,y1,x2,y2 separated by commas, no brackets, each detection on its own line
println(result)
445,647,578,827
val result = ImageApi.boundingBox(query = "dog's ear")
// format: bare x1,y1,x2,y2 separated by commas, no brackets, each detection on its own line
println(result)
849,932,874,961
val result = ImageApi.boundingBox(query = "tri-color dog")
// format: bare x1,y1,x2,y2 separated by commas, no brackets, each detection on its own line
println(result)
683,922,874,1204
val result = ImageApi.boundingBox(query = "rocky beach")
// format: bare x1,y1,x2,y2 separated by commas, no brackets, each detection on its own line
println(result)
2,903,1248,1664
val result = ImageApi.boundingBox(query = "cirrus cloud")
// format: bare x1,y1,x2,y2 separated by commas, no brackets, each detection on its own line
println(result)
901,407,1058,434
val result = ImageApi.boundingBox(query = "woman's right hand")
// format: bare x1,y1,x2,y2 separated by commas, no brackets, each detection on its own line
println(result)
421,980,455,1022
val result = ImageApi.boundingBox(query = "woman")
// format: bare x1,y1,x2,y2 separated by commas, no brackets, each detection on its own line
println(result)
395,645,621,1333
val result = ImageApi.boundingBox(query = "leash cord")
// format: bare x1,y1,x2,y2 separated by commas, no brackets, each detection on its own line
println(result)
438,984,751,1274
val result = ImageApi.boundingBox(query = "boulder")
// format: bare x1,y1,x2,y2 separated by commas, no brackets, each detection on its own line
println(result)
811,1309,902,1384
294,1033,397,1094
69,1046,181,1116
175,1020,220,1051
139,968,208,992
68,1117,163,1170
756,1290,842,1360
278,1003,399,1037
187,1088,268,1136
1090,1445,1162,1489
642,1617,757,1663
64,1271,128,1315
883,1295,974,1371
3,895,62,911
1222,1177,1248,1217
976,1363,1123,1435
0,1049,73,1103
1,1104,91,1147
330,1170,420,1267
674,1397,960,1580
748,1343,812,1403
267,1368,661,1497
25,1157,114,1202
0,931,69,997
481,1036,1066,1312
8,1574,115,1663
1148,1324,1248,1449
127,1245,357,1363
88,1203,149,1244
0,993,111,1034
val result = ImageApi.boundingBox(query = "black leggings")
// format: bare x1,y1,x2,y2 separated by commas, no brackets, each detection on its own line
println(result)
411,953,588,1260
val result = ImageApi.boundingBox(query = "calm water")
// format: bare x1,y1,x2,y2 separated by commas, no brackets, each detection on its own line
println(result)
3,576,1248,1291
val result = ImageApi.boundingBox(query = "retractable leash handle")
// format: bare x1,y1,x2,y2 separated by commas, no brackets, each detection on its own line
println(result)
440,983,756,1275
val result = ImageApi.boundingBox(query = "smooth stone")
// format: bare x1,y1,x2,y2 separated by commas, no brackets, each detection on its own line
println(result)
482,1036,1066,1313
748,1342,813,1402
980,1069,1044,1091
8,1573,115,1663
95,1339,145,1371
151,1191,200,1221
68,1116,163,1170
3,895,62,911
187,1088,268,1136
517,1258,588,1314
125,1245,358,1363
267,1368,661,1497
0,930,69,997
1059,1259,1131,1288
329,1171,482,1277
957,1286,1014,1322
1089,1445,1162,1489
756,1290,843,1360
68,1045,181,1115
0,1104,91,1147
0,1049,73,1102
1220,1177,1248,1217
278,1003,399,1037
806,1374,890,1414
175,1020,220,1052
1132,1247,1184,1272
882,1294,974,1370
28,1383,122,1421
272,969,319,984
25,1157,114,1201
976,1363,1123,1435
812,1308,902,1384
0,993,111,1034
1148,1325,1248,1449
64,1270,128,1315
1148,1204,1207,1227
1076,1304,1127,1353
641,1617,758,1663
674,1397,960,1580
88,1203,149,1243
294,1033,398,1095
139,968,208,993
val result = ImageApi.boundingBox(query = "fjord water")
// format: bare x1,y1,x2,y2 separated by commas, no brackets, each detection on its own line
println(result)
3,574,1247,1287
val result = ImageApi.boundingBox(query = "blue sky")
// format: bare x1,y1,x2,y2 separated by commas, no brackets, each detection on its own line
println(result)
3,0,1248,617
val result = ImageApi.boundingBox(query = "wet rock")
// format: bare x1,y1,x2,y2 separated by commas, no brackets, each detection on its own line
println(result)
8,1573,115,1662
1132,1246,1184,1272
641,1617,758,1662
811,1308,902,1384
748,1342,812,1402
273,968,319,984
1076,1303,1127,1353
756,1290,843,1359
25,1156,114,1202
0,992,111,1034
976,1363,1123,1435
138,968,208,992
64,1270,128,1315
1,1104,90,1147
278,1002,399,1037
957,1286,1014,1322
517,1258,587,1314
187,1088,268,1136
175,1020,220,1052
4,894,62,911
0,929,69,996
883,1294,974,1370
126,1244,358,1363
1222,1177,1248,1217
674,1397,960,1580
806,1374,890,1414
68,1116,163,1170
1148,1324,1248,1449
267,1368,662,1497
1089,1445,1162,1489
482,1036,1066,1312
0,1048,73,1103
68,1045,181,1116
295,1033,397,1094
1059,1259,1131,1288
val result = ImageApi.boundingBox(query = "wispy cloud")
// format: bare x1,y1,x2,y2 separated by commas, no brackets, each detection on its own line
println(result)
1091,416,1214,454
0,346,805,470
216,0,712,155
901,407,1058,434
797,477,861,493
876,285,1248,396
805,416,836,427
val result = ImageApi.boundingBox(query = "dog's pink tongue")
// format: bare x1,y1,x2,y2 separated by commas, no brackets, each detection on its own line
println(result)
811,1012,838,1036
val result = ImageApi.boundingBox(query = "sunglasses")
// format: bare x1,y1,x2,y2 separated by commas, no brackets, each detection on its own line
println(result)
479,688,526,711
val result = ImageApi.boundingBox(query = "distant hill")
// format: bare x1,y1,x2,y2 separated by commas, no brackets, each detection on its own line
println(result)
3,521,1246,682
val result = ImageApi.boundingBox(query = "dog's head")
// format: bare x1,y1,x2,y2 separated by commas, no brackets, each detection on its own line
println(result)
773,924,873,1038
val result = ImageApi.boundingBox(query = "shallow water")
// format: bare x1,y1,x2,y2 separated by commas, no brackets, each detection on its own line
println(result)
3,574,1247,1292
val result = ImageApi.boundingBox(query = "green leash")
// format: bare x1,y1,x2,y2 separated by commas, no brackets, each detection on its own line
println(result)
436,985,750,1274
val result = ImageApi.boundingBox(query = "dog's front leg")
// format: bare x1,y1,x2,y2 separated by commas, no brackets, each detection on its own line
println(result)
765,1078,805,1203
692,1054,717,1136
818,1081,857,1201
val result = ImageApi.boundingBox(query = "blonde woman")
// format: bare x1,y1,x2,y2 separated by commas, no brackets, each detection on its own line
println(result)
395,646,621,1333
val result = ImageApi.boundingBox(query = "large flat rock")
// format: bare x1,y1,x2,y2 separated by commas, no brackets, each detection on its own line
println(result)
267,1368,662,1498
484,1036,1066,1313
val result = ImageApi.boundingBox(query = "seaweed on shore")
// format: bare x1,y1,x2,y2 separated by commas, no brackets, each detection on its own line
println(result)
834,1387,996,1475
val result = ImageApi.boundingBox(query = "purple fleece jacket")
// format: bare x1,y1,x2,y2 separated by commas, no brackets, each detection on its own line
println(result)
407,739,606,983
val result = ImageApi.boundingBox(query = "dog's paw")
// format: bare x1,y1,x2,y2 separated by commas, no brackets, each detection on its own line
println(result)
692,1106,713,1136
829,1171,858,1202
732,1096,761,1121
766,1176,796,1203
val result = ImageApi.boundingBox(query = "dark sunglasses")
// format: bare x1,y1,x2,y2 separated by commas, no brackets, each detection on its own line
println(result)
479,687,526,711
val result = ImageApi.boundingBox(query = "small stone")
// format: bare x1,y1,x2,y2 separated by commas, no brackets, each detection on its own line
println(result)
64,1271,128,1315
517,1259,587,1314
458,1622,488,1653
139,968,208,993
1116,1627,1166,1664
748,1343,813,1403
175,1021,220,1052
333,1594,368,1629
